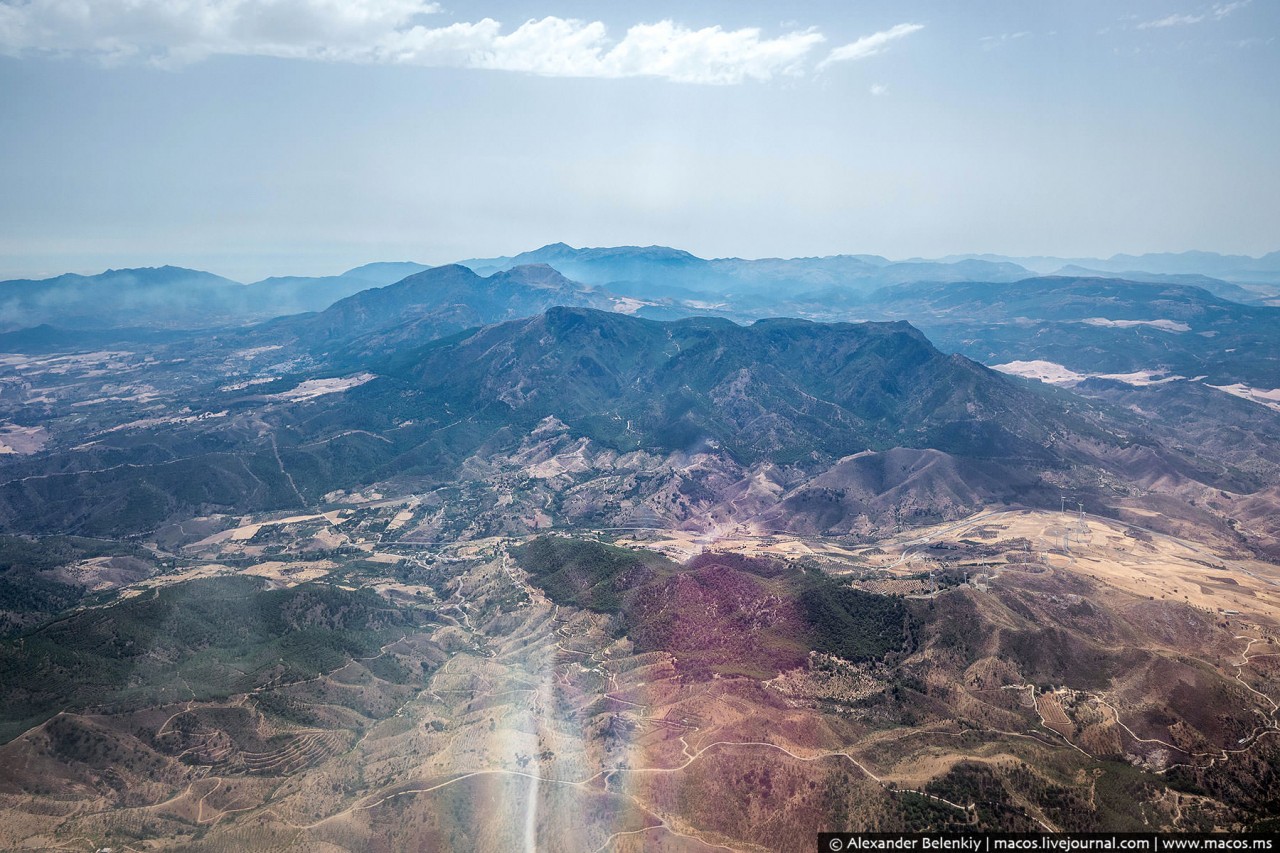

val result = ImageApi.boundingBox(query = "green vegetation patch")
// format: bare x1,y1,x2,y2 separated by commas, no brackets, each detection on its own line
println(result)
0,572,82,624
0,574,427,743
922,762,1044,830
513,536,671,615
0,534,147,574
894,790,974,832
0,535,159,633
799,576,915,663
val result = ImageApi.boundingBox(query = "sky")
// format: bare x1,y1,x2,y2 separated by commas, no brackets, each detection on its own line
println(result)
0,0,1277,282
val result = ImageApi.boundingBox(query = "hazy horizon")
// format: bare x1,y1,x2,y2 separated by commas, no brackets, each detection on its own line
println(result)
2,0,1277,282
6,241,1280,286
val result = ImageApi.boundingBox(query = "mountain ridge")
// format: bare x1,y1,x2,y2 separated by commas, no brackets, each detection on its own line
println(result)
0,306,1183,537
458,243,1037,296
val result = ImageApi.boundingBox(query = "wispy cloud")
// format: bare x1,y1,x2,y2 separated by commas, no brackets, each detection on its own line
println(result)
869,83,888,96
1136,1,1249,29
819,22,924,69
979,31,1031,50
1137,13,1205,29
0,1,829,83
1213,0,1252,19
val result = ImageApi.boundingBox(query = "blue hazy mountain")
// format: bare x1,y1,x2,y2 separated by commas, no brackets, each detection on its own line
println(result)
1090,250,1280,281
458,243,1033,296
338,261,431,285
0,266,379,332
0,266,251,331
7,247,1276,336
241,269,421,317
258,262,657,359
232,262,434,320
1048,265,1254,302
0,262,438,333
933,250,1280,288
858,276,1280,386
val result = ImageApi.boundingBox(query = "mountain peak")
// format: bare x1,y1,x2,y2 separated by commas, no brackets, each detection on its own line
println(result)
517,242,579,261
494,263,582,290
92,265,231,281
340,260,430,285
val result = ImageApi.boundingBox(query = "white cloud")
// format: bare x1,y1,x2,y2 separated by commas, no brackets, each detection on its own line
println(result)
869,83,888,96
1137,12,1204,29
470,18,825,84
0,0,445,64
0,1,827,83
819,22,924,68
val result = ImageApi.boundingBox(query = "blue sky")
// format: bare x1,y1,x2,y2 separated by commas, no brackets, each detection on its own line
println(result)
0,0,1276,281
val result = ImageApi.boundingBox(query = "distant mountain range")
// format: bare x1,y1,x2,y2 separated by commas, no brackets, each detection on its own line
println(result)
0,261,428,333
1047,266,1255,301
0,266,247,332
462,243,1280,299
853,276,1280,387
933,249,1280,284
263,263,667,359
4,246,1279,441
459,243,1036,297
3,244,1278,334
